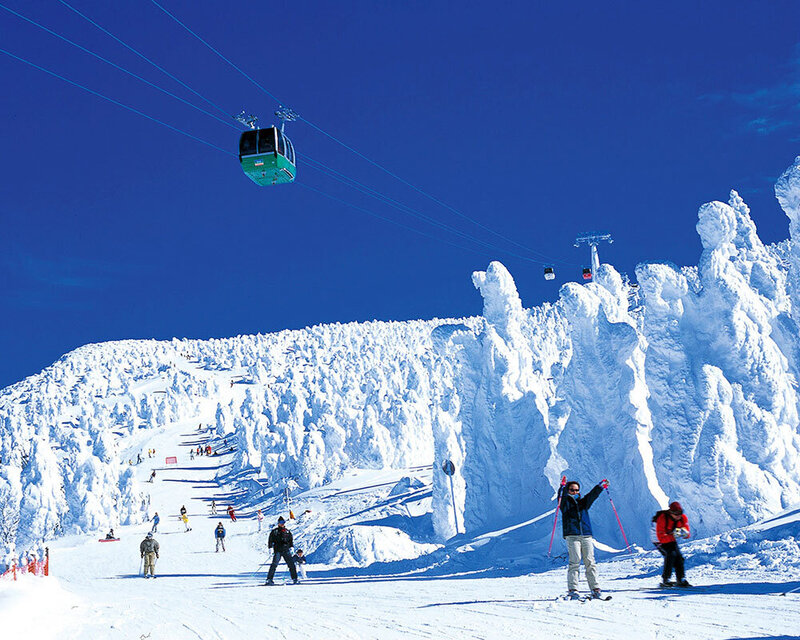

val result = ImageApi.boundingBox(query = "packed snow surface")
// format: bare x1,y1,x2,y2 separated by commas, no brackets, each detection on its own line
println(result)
3,157,800,637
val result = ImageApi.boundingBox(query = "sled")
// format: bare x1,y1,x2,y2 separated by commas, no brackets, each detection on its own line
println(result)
99,538,120,542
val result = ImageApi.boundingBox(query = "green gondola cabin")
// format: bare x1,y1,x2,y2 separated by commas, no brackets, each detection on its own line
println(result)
238,127,296,186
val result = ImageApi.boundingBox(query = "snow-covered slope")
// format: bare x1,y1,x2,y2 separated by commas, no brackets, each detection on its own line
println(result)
4,157,800,568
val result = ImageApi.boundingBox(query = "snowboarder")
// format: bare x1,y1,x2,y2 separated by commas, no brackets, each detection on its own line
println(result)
151,512,160,533
653,501,691,588
105,528,116,540
215,522,226,552
292,548,307,581
211,500,217,515
181,513,191,532
257,509,264,531
140,532,159,578
137,453,142,464
148,470,156,483
264,517,298,585
559,479,606,600
227,505,236,522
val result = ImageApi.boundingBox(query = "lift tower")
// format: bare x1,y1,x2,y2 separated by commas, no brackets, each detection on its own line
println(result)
574,232,614,276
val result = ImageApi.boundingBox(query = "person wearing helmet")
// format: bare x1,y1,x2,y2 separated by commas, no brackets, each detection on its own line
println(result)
140,532,160,578
653,501,691,587
264,517,297,585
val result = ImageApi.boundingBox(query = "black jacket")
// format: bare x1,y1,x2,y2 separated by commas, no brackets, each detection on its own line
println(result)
268,526,293,552
558,483,603,537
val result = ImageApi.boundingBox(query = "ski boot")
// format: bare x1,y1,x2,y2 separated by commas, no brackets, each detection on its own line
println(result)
263,579,274,586
659,580,675,588
590,588,603,599
677,579,692,588
566,589,581,600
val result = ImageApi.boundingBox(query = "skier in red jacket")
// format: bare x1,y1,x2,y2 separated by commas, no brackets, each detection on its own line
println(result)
653,501,691,588
227,505,237,522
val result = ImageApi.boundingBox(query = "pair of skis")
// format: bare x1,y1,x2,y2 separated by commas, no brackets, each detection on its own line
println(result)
558,592,612,602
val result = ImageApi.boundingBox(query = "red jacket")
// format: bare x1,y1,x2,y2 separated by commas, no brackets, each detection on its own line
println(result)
654,511,690,544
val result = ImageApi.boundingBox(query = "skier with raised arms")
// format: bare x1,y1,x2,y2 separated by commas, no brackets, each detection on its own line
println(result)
558,479,607,600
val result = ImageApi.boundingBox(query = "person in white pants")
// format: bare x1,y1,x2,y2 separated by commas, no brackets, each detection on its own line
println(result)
558,479,607,599
291,549,307,581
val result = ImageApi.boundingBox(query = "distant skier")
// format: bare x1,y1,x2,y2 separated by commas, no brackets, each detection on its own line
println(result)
292,548,307,581
181,513,191,532
206,445,212,456
190,449,195,461
559,479,606,600
137,453,142,464
653,501,691,588
215,522,226,552
256,509,264,531
140,532,159,578
227,505,236,522
264,517,298,585
151,512,160,533
148,470,156,483
211,500,217,515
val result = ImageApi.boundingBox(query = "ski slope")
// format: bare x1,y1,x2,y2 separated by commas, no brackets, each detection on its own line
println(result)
3,419,799,640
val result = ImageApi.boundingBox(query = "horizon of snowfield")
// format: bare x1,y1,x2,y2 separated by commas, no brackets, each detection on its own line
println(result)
2,157,800,637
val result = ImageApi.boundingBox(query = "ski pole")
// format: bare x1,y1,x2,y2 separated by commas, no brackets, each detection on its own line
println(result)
780,583,800,596
602,479,631,551
547,476,567,556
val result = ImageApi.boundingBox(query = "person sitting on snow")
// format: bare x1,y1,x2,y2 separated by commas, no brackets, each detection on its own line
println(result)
653,501,691,588
105,528,116,540
558,479,607,600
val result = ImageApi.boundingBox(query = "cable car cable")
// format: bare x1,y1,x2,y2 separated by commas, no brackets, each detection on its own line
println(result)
0,2,240,132
295,183,508,263
301,155,550,265
57,0,235,123
148,0,283,106
146,0,577,267
0,45,235,156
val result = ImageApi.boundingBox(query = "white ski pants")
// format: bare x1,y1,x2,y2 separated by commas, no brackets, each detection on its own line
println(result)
565,535,599,591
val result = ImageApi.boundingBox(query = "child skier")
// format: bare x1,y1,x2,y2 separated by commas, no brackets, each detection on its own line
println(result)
181,513,191,532
558,479,607,600
653,501,691,587
215,522,226,552
264,517,298,585
292,548,307,581
257,509,264,531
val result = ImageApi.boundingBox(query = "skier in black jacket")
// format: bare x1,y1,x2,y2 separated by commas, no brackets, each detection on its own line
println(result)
264,516,298,585
558,479,607,599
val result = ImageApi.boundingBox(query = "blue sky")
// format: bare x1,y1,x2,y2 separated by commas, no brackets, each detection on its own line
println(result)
2,1,799,388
